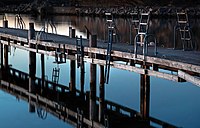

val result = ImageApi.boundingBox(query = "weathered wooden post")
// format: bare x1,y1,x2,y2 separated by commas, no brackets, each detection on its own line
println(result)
99,65,105,122
152,64,158,71
69,26,72,37
89,34,97,120
80,60,85,96
0,43,3,68
28,23,36,113
28,23,35,41
140,65,150,124
4,44,8,69
3,20,8,28
41,54,45,90
70,59,76,94
2,20,9,69
69,27,76,38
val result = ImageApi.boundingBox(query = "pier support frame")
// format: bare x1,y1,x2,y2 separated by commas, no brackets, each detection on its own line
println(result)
28,22,36,113
70,59,76,94
89,35,97,121
140,64,150,124
99,65,105,122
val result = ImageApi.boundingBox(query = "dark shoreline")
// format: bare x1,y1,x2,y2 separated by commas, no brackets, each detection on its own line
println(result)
1,4,200,18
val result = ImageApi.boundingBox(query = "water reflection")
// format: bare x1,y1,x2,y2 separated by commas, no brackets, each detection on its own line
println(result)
0,63,177,128
0,40,180,128
0,42,200,127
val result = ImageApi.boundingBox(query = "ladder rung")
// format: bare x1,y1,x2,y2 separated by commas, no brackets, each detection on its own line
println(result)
140,23,148,25
132,20,139,22
181,38,191,40
136,42,144,44
141,13,149,16
177,12,186,15
180,29,190,32
138,32,146,35
178,21,187,24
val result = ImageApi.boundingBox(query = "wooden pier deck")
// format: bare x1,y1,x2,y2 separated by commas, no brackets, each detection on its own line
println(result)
0,26,200,86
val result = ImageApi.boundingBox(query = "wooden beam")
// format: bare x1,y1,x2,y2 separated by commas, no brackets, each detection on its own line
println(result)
178,70,200,87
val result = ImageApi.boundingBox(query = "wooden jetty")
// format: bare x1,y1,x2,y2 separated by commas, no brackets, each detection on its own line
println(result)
1,21,199,127
0,22,200,86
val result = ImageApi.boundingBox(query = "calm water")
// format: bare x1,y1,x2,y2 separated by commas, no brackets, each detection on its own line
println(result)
0,14,200,128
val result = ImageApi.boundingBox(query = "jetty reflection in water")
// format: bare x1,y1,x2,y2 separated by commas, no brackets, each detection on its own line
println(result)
0,46,200,127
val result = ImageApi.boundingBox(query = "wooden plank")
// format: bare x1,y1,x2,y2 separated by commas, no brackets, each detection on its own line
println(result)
178,70,200,87
85,58,179,82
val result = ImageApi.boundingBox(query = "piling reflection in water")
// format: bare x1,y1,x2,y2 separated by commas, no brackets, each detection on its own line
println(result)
0,46,177,128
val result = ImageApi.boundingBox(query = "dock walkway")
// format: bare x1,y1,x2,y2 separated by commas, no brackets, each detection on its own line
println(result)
0,27,200,86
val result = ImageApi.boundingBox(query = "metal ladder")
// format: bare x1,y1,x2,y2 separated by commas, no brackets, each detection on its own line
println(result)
52,67,60,84
104,29,113,84
174,10,193,50
76,36,84,68
54,44,66,64
134,9,157,60
15,14,26,29
36,19,57,52
77,108,84,128
129,11,140,44
104,13,120,43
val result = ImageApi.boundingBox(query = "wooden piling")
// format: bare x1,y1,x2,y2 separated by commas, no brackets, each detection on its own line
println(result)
140,65,150,122
70,60,76,93
3,20,8,28
85,26,91,39
80,61,85,96
4,45,8,69
152,64,158,71
28,99,35,113
29,52,36,92
89,35,97,58
28,23,35,41
0,43,3,68
28,29,36,112
99,65,105,122
41,54,45,89
89,34,97,121
69,27,72,37
69,27,76,38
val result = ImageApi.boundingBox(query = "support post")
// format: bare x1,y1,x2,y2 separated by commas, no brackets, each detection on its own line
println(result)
29,50,36,92
28,30,36,112
80,60,85,96
89,35,97,121
0,43,3,68
28,22,36,93
69,27,72,37
28,23,35,42
69,27,76,38
4,45,8,69
140,65,150,124
70,59,76,94
41,54,45,90
99,65,105,122
152,64,158,71
3,20,8,28
89,35,97,58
